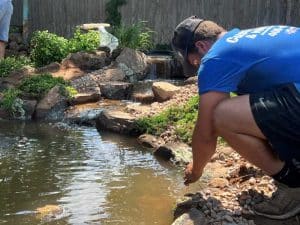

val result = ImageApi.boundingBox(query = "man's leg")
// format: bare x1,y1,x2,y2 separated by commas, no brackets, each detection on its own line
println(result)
0,1,13,59
213,94,284,175
213,94,300,219
0,41,6,59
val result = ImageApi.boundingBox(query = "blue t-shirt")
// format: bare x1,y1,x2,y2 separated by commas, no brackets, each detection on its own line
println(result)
198,26,300,95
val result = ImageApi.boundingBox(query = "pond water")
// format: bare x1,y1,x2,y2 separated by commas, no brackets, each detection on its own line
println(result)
0,121,194,225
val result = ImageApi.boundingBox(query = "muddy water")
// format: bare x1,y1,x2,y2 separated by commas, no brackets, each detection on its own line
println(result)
0,121,196,225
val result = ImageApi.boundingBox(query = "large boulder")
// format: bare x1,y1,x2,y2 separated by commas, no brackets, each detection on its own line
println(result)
99,81,133,100
70,73,101,103
91,64,126,84
173,193,208,224
62,51,110,71
153,142,192,165
116,48,150,82
36,62,61,74
70,93,100,105
23,99,38,119
152,81,180,102
65,104,103,126
35,85,68,120
96,109,140,135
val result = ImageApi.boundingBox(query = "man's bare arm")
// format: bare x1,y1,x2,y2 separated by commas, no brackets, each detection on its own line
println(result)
184,91,229,185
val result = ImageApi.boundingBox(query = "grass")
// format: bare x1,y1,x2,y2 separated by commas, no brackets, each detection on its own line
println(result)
136,95,199,144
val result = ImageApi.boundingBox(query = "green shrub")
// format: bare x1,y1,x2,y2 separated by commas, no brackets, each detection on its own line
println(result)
30,30,69,67
113,21,154,51
18,73,67,99
0,88,24,117
0,56,32,77
136,95,199,144
69,28,100,53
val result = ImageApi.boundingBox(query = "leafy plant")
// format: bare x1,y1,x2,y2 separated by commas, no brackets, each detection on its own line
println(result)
69,28,100,53
113,21,154,51
105,0,127,27
136,95,199,144
0,88,24,117
0,56,32,77
59,85,78,100
30,30,69,67
18,73,67,99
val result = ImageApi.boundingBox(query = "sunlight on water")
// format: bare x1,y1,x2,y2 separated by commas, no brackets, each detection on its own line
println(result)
0,121,195,225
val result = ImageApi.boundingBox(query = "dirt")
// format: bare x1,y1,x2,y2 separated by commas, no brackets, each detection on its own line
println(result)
127,83,300,225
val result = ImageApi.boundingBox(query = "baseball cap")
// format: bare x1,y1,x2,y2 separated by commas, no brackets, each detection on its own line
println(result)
172,16,204,76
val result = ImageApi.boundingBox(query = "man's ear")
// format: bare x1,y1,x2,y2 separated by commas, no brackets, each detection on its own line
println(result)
195,40,211,54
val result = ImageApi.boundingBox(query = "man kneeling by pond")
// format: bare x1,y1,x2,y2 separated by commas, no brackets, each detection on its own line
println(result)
172,16,300,220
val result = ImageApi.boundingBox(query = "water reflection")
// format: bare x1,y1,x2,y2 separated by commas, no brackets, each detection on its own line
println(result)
0,121,187,225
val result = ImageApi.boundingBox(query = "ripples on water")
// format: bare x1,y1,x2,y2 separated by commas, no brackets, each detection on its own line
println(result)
0,121,189,225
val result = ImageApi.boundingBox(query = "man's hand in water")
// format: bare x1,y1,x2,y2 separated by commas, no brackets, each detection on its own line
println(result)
183,162,203,186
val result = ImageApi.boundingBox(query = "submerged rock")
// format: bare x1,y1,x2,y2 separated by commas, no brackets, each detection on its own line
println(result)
96,109,141,135
137,134,165,149
153,142,192,165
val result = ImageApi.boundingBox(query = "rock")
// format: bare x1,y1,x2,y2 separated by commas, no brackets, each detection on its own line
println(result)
70,73,101,101
62,51,110,71
23,99,37,119
223,215,234,223
153,142,192,165
95,109,140,135
172,208,207,225
91,65,126,84
137,134,165,149
209,178,229,188
65,104,103,126
174,193,205,219
131,92,155,104
70,93,100,105
116,48,150,82
35,85,67,120
0,66,35,90
152,81,181,102
99,81,133,100
35,204,63,222
184,76,198,85
36,62,61,74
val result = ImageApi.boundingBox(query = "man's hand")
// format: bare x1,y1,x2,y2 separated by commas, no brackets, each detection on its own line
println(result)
183,162,203,186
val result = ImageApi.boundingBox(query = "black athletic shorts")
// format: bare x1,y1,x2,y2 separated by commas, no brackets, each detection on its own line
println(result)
249,83,300,162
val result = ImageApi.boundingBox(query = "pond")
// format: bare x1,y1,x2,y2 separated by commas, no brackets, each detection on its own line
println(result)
0,121,193,225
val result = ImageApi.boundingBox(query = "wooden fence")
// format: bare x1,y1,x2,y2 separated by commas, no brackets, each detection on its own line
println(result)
11,0,300,43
